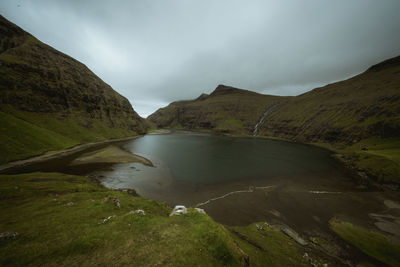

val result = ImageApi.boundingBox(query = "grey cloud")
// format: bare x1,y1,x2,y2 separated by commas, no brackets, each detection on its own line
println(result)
1,0,400,117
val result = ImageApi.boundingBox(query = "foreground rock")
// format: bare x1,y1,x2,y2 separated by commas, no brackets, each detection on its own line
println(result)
0,231,19,242
274,224,308,246
169,205,188,216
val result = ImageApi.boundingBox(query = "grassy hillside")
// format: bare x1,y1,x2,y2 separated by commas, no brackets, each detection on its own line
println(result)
0,172,337,266
0,15,148,164
150,57,400,142
0,107,141,163
148,85,290,135
259,56,400,144
330,220,400,267
327,138,400,184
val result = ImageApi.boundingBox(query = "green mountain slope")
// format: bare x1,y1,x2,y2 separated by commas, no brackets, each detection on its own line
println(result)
148,85,290,135
258,56,400,143
0,16,148,164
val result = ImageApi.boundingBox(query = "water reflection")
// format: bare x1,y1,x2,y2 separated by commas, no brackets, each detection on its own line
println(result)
116,134,336,184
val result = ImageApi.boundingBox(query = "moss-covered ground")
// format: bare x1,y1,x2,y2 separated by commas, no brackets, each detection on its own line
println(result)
330,220,400,267
0,172,245,266
315,137,400,184
0,172,354,266
0,107,139,164
344,138,400,183
228,223,333,266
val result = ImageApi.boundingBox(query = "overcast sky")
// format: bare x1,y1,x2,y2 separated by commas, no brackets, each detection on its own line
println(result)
1,1,400,117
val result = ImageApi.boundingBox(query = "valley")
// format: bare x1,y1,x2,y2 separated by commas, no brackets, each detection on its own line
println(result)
1,12,400,267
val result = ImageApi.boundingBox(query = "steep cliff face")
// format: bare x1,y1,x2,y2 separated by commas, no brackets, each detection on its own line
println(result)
0,16,148,163
148,85,288,135
258,56,400,144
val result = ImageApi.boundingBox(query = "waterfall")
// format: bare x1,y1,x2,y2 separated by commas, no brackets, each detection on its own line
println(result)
253,105,276,136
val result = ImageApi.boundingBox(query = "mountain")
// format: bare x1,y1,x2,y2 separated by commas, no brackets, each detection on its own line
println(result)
0,15,148,164
149,57,400,183
148,85,290,135
257,56,400,144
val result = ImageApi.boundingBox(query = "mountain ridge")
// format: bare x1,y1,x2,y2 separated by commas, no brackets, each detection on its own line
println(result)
148,84,289,134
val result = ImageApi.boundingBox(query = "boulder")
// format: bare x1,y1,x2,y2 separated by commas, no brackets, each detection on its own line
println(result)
0,231,19,241
127,209,146,215
99,215,116,224
169,205,187,216
195,208,206,214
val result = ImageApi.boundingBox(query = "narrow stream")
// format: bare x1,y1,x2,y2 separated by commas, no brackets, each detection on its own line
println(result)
253,105,276,136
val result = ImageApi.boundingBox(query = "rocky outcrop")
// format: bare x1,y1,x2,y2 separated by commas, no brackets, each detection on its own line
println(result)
169,205,188,216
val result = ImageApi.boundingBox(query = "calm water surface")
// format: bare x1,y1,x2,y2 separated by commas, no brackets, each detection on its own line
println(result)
101,133,343,203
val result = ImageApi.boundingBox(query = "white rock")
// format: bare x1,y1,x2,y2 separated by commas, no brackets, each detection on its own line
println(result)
114,197,121,208
100,215,116,224
195,208,206,214
0,231,19,241
133,209,146,215
169,205,187,216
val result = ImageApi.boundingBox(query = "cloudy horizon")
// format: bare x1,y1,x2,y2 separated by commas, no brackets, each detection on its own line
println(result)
1,0,400,117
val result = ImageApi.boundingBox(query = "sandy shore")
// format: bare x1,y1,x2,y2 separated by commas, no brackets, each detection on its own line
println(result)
70,145,153,166
0,136,143,172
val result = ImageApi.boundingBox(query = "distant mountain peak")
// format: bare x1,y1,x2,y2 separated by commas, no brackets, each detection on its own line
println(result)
210,84,259,96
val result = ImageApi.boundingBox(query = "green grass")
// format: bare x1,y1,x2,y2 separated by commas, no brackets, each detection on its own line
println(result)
339,138,400,183
0,172,244,266
351,152,400,183
367,149,400,163
228,223,332,266
0,111,78,163
330,220,400,267
312,137,400,184
148,85,287,135
0,172,336,266
215,117,244,133
0,107,140,164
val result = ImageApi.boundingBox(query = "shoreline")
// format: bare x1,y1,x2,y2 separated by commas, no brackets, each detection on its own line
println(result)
0,135,143,173
163,128,399,190
70,145,154,167
1,128,396,191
